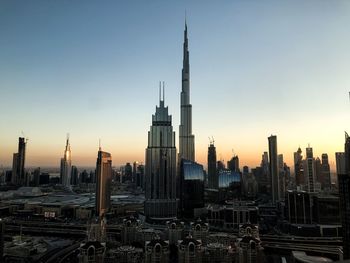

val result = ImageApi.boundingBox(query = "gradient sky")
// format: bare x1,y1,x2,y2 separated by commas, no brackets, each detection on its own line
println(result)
1,0,350,170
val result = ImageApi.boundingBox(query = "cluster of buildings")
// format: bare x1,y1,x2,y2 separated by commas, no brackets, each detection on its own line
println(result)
77,217,263,263
1,21,350,263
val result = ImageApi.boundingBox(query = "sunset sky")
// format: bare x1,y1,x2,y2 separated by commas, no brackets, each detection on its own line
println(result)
1,1,350,170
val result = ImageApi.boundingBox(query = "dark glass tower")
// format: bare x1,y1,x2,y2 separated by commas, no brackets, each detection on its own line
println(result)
11,137,26,186
207,142,217,189
294,147,304,186
179,159,204,218
179,21,195,163
95,148,112,218
144,86,177,219
338,132,350,259
268,135,279,204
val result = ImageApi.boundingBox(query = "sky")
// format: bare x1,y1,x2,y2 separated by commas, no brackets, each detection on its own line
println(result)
1,0,350,170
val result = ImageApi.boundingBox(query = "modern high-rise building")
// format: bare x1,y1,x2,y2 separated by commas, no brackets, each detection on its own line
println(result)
95,147,112,218
60,135,72,188
336,152,346,175
71,165,78,185
294,147,304,186
179,159,205,218
304,146,316,193
268,135,279,204
207,142,217,189
179,21,195,163
144,86,177,219
11,137,27,186
338,132,350,259
227,155,239,172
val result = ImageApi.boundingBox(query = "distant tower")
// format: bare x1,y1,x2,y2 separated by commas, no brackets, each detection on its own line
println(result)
179,20,195,163
95,147,112,217
294,147,304,186
11,137,26,186
207,141,217,189
60,135,72,188
338,132,350,259
320,153,331,190
144,84,177,219
304,146,316,193
268,135,279,203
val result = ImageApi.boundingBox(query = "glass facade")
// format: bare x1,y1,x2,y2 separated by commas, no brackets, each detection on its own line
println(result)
218,170,241,188
180,159,205,218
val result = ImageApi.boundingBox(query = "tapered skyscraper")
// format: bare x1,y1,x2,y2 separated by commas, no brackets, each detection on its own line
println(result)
179,21,195,163
11,137,26,186
145,85,177,219
60,135,72,188
96,147,112,218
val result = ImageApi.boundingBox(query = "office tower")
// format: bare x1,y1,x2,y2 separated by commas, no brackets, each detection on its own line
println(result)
294,147,304,186
336,152,346,175
179,159,205,218
95,147,112,217
268,135,279,203
320,154,331,190
217,160,225,171
315,157,322,187
338,132,350,259
11,137,26,186
227,155,239,172
278,154,286,199
179,21,195,163
60,135,72,188
124,162,133,181
33,167,40,186
71,165,78,185
304,146,316,193
207,142,217,189
285,191,312,224
144,86,177,219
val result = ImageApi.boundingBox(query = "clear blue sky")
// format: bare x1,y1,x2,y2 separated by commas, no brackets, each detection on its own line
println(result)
1,0,350,169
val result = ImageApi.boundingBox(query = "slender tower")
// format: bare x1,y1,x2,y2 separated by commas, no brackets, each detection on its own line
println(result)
144,83,177,219
60,134,72,188
268,135,279,204
179,21,195,163
95,145,112,218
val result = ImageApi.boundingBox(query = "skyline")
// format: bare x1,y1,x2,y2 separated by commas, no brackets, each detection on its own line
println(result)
1,1,350,169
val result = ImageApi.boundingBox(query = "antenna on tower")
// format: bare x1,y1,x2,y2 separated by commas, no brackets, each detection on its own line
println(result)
99,138,101,151
159,81,161,102
212,136,215,145
162,81,165,102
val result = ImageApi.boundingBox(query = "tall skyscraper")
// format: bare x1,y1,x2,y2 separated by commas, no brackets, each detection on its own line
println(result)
11,137,26,186
320,153,331,190
338,132,350,259
207,142,217,189
95,147,112,218
294,147,304,186
60,135,72,188
179,21,195,163
268,135,279,204
144,86,177,219
227,155,239,172
304,146,316,193
336,152,346,175
179,159,205,218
